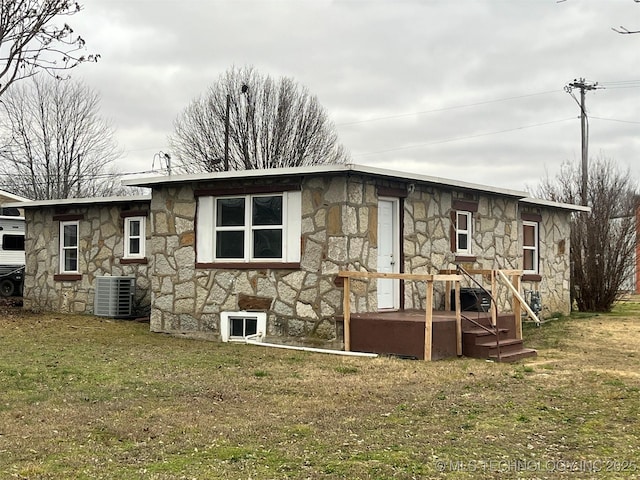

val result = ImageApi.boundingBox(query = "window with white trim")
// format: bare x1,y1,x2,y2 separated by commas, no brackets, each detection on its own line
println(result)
196,191,301,264
523,221,539,274
220,311,267,342
455,211,472,255
124,216,145,259
60,221,79,273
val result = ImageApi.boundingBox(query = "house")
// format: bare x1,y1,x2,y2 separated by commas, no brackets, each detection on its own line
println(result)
12,195,152,314
11,164,587,356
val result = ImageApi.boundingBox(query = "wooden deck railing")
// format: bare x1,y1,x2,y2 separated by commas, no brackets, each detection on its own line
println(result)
337,271,464,361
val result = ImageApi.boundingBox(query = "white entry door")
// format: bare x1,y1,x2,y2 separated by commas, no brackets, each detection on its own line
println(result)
377,198,400,310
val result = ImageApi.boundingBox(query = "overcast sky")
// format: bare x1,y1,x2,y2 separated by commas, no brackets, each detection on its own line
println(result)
69,0,640,193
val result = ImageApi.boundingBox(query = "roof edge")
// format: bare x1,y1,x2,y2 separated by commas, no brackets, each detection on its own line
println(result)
4,194,152,209
123,163,529,198
0,190,31,203
520,197,591,212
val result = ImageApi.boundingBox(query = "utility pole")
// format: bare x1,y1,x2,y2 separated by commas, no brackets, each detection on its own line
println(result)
224,86,249,172
224,93,230,172
565,78,598,206
77,154,81,197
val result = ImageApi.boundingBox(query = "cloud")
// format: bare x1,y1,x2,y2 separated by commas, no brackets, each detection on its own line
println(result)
65,0,640,189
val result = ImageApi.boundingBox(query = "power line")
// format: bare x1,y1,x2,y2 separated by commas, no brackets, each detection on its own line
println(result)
591,79,640,90
591,116,640,125
337,90,562,127
599,78,640,84
352,117,577,158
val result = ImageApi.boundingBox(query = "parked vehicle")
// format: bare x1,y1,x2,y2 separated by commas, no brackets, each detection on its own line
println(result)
0,215,25,297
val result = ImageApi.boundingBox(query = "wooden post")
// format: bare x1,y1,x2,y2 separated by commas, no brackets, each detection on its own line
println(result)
490,270,497,327
424,280,434,361
455,280,462,356
496,270,538,329
343,276,351,351
444,280,451,311
512,274,522,340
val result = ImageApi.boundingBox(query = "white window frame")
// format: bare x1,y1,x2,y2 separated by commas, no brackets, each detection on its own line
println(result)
220,311,267,342
59,220,79,274
522,220,539,274
124,216,146,259
196,191,301,264
455,211,473,255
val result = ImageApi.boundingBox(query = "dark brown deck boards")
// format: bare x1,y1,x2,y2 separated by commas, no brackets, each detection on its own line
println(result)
337,310,519,360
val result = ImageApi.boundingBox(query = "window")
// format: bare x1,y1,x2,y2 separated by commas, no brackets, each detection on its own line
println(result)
231,316,257,338
455,211,472,255
196,191,301,264
0,207,20,216
2,234,24,251
523,221,539,274
215,195,283,260
220,311,267,342
124,216,145,259
60,221,79,273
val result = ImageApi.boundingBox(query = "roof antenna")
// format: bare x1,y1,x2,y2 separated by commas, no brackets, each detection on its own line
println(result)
153,151,172,175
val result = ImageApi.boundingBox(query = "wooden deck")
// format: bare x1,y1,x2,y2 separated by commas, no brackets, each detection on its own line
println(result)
337,310,534,361
337,269,538,361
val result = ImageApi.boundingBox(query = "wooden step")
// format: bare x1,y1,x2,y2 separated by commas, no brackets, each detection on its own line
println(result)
462,327,537,361
461,317,493,330
489,348,537,363
463,327,510,342
475,338,527,355
462,326,510,357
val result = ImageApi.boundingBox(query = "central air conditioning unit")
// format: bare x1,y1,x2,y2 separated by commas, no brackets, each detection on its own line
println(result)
450,287,492,312
94,276,136,318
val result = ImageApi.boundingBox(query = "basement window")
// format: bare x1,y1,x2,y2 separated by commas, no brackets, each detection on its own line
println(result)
220,311,267,342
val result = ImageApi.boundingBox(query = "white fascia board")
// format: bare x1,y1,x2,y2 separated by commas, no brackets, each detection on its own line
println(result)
4,194,152,209
520,197,591,212
123,163,528,198
121,165,351,187
348,164,528,198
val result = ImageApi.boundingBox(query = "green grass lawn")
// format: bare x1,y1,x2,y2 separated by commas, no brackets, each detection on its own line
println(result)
1,299,640,479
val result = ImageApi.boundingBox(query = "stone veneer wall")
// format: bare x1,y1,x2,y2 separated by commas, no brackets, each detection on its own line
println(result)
149,174,380,342
149,173,573,342
23,203,151,315
402,188,521,312
401,189,572,317
520,205,572,316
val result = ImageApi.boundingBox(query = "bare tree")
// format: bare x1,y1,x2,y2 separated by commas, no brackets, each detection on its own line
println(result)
558,0,640,34
0,0,98,97
169,66,349,173
537,157,637,312
0,76,123,200
612,0,640,33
